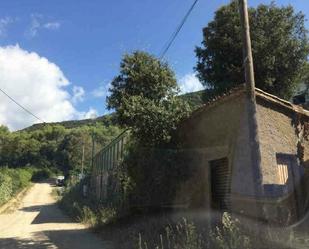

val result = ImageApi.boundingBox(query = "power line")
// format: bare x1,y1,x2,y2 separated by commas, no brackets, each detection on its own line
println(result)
0,87,45,123
0,1,199,124
159,0,199,60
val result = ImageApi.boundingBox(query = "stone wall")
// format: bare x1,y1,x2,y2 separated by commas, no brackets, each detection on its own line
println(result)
175,93,257,208
256,98,302,189
256,97,308,224
175,91,308,223
178,93,245,149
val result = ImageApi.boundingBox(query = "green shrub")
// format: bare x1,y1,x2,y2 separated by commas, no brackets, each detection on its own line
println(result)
98,207,117,225
79,206,97,226
0,173,13,205
17,169,32,188
0,166,38,206
59,181,83,217
5,168,32,193
123,146,198,208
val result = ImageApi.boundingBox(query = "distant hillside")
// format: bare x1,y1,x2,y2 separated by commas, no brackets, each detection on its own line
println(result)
22,113,118,132
22,90,207,132
179,89,219,109
180,90,204,108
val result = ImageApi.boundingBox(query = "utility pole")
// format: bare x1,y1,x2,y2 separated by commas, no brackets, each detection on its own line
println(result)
81,143,85,177
238,0,263,197
239,0,255,97
91,132,95,171
90,114,97,172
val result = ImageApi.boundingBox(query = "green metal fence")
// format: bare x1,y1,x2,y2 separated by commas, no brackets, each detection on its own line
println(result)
91,130,129,202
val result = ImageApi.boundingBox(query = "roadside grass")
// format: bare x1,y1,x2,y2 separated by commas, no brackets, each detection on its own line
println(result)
58,186,309,249
117,212,309,249
0,167,33,206
51,187,63,201
92,210,255,249
57,181,309,249
57,182,254,249
0,183,33,214
57,180,118,228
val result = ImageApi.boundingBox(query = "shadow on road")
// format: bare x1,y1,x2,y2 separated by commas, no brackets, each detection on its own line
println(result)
20,203,74,225
0,237,53,249
0,229,113,249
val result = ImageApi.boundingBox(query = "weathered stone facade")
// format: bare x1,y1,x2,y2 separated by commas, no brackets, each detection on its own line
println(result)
175,87,309,224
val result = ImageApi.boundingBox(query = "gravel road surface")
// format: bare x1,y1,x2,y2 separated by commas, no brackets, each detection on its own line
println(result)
0,181,112,249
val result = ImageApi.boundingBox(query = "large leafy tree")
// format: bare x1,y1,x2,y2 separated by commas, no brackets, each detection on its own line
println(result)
107,51,190,146
107,51,178,110
119,95,190,146
195,2,309,99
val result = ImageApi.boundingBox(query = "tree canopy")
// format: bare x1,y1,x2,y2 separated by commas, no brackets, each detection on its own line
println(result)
119,95,190,146
107,51,178,111
0,123,121,175
195,2,309,99
107,51,191,146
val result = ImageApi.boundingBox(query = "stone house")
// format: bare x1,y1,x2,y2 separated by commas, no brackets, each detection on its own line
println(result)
175,86,309,225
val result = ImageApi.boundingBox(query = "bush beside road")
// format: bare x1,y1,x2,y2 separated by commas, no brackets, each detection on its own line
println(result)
0,167,52,208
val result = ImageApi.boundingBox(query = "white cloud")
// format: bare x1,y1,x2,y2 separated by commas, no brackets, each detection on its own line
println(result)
178,73,204,94
81,107,98,119
0,45,80,131
43,22,60,30
28,14,41,37
92,83,110,98
0,17,13,37
27,14,60,37
72,86,85,103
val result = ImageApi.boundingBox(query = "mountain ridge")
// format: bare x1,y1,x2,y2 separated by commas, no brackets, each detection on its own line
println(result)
21,90,206,132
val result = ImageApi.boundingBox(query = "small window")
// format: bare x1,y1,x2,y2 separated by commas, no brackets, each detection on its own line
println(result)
276,153,296,186
277,163,289,185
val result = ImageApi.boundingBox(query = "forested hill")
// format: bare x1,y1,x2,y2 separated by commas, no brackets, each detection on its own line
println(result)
22,113,117,132
1,90,206,175
180,90,204,108
22,90,206,132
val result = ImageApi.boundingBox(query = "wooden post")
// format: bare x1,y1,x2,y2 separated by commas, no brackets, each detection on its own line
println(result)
91,132,95,170
239,0,255,98
238,0,263,198
81,143,85,176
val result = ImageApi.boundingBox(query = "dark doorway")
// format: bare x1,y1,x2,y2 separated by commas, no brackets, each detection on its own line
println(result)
210,157,231,211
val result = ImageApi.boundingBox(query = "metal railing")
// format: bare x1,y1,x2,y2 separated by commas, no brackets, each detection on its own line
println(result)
91,129,129,202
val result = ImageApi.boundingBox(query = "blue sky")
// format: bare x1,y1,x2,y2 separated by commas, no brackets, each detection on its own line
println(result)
0,0,308,130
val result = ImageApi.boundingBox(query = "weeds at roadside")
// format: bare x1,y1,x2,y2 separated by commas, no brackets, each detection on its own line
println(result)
58,180,118,228
136,212,252,249
137,218,203,249
51,188,62,201
209,212,251,249
0,183,33,214
58,185,252,249
58,181,309,249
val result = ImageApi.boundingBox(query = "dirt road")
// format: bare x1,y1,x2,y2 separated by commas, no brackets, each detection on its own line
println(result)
0,181,113,249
